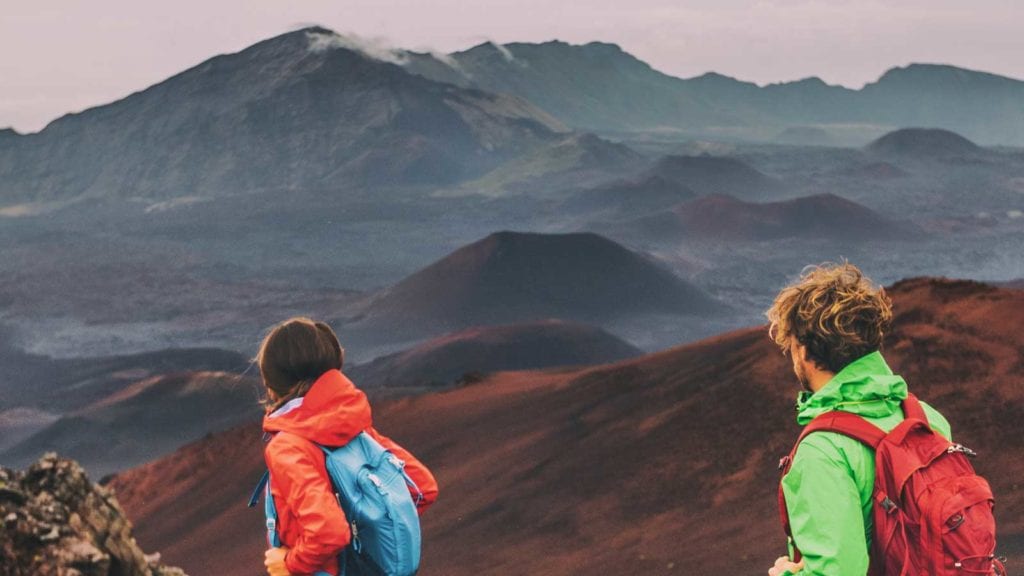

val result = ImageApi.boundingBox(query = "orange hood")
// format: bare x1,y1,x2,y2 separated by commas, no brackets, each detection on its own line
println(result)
262,369,372,446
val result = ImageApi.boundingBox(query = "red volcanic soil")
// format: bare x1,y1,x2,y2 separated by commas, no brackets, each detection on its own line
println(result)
347,319,641,389
355,231,722,340
110,278,1024,575
627,192,918,243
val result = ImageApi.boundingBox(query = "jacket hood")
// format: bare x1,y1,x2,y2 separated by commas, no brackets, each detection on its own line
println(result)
262,369,373,445
795,350,907,425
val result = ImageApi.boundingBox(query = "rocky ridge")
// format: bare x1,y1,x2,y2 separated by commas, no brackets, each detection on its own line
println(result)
0,453,185,576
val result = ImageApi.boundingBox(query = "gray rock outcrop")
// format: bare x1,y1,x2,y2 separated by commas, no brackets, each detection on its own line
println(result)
0,453,185,576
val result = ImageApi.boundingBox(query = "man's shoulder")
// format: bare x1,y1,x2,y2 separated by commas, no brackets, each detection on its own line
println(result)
918,399,953,440
794,397,953,464
794,429,871,467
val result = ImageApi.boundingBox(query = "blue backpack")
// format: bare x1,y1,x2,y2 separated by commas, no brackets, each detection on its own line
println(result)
249,431,424,576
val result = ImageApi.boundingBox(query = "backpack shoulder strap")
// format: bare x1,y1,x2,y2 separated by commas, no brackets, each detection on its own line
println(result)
247,469,270,508
247,431,278,507
798,409,888,449
778,409,887,563
779,409,887,476
901,393,928,423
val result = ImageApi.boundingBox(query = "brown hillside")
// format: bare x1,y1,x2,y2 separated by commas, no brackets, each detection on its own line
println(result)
2,371,261,478
348,319,641,389
623,193,919,243
352,231,723,343
866,128,984,160
646,155,782,198
110,278,1024,575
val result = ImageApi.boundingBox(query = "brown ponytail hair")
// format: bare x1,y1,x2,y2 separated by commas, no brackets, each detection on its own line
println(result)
256,317,345,413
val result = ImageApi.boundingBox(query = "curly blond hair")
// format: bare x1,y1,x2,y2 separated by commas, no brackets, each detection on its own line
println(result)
766,262,892,373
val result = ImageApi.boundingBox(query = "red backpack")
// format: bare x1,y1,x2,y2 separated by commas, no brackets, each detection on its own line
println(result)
778,394,1006,575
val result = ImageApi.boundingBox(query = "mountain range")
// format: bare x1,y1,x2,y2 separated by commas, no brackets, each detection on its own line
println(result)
3,26,1024,211
404,40,1024,146
0,27,631,205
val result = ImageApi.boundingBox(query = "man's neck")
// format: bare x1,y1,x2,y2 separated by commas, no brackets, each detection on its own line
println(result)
808,370,836,393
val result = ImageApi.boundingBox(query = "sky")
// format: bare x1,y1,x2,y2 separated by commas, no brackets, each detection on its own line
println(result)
2,0,1023,133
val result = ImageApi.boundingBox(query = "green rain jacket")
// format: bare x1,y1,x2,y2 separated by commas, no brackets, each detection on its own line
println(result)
780,350,952,576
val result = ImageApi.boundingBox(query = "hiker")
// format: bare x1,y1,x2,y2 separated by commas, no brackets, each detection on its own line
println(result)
256,317,438,576
766,263,1000,575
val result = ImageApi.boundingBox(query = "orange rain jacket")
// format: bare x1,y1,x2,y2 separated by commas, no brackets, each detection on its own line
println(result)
263,369,439,575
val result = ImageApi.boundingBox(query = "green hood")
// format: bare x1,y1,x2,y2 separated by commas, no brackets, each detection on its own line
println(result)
795,350,907,425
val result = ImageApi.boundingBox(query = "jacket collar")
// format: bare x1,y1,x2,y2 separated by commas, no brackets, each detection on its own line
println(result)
262,369,373,446
795,350,907,425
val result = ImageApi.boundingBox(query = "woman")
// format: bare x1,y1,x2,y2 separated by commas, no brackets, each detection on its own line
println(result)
258,317,438,576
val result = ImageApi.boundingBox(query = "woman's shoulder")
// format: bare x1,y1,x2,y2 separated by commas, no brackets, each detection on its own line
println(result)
264,431,323,464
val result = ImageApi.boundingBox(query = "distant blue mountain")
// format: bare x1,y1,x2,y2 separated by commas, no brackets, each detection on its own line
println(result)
404,42,1024,146
0,28,637,203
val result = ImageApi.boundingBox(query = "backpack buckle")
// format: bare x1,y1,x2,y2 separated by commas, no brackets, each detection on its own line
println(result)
350,522,361,553
778,456,791,471
880,497,897,513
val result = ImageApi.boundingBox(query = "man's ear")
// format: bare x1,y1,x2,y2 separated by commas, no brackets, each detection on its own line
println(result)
793,341,807,363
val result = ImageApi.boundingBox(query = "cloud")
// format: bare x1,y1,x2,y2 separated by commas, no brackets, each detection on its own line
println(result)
491,41,515,62
305,30,408,65
427,50,460,69
305,30,472,76
460,35,515,62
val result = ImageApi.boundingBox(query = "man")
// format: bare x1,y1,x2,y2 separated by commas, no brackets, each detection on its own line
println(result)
765,263,951,576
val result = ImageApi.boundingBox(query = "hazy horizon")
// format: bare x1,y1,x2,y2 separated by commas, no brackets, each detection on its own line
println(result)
3,0,1024,133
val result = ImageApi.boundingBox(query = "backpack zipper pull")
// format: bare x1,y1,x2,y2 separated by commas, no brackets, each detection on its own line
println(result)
947,443,978,457
367,473,388,495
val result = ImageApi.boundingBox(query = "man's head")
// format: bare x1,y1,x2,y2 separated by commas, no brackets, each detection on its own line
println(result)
766,262,892,391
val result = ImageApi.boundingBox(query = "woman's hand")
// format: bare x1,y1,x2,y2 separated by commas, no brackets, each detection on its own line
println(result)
265,547,291,576
768,555,804,576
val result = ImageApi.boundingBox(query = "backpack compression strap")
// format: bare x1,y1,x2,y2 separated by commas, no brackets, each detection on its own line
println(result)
778,394,926,563
247,469,282,548
314,442,425,506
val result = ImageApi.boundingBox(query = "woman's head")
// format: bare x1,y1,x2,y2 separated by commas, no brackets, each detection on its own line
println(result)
256,317,345,410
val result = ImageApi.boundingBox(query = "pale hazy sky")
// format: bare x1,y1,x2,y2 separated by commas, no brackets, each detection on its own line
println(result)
3,0,1022,133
